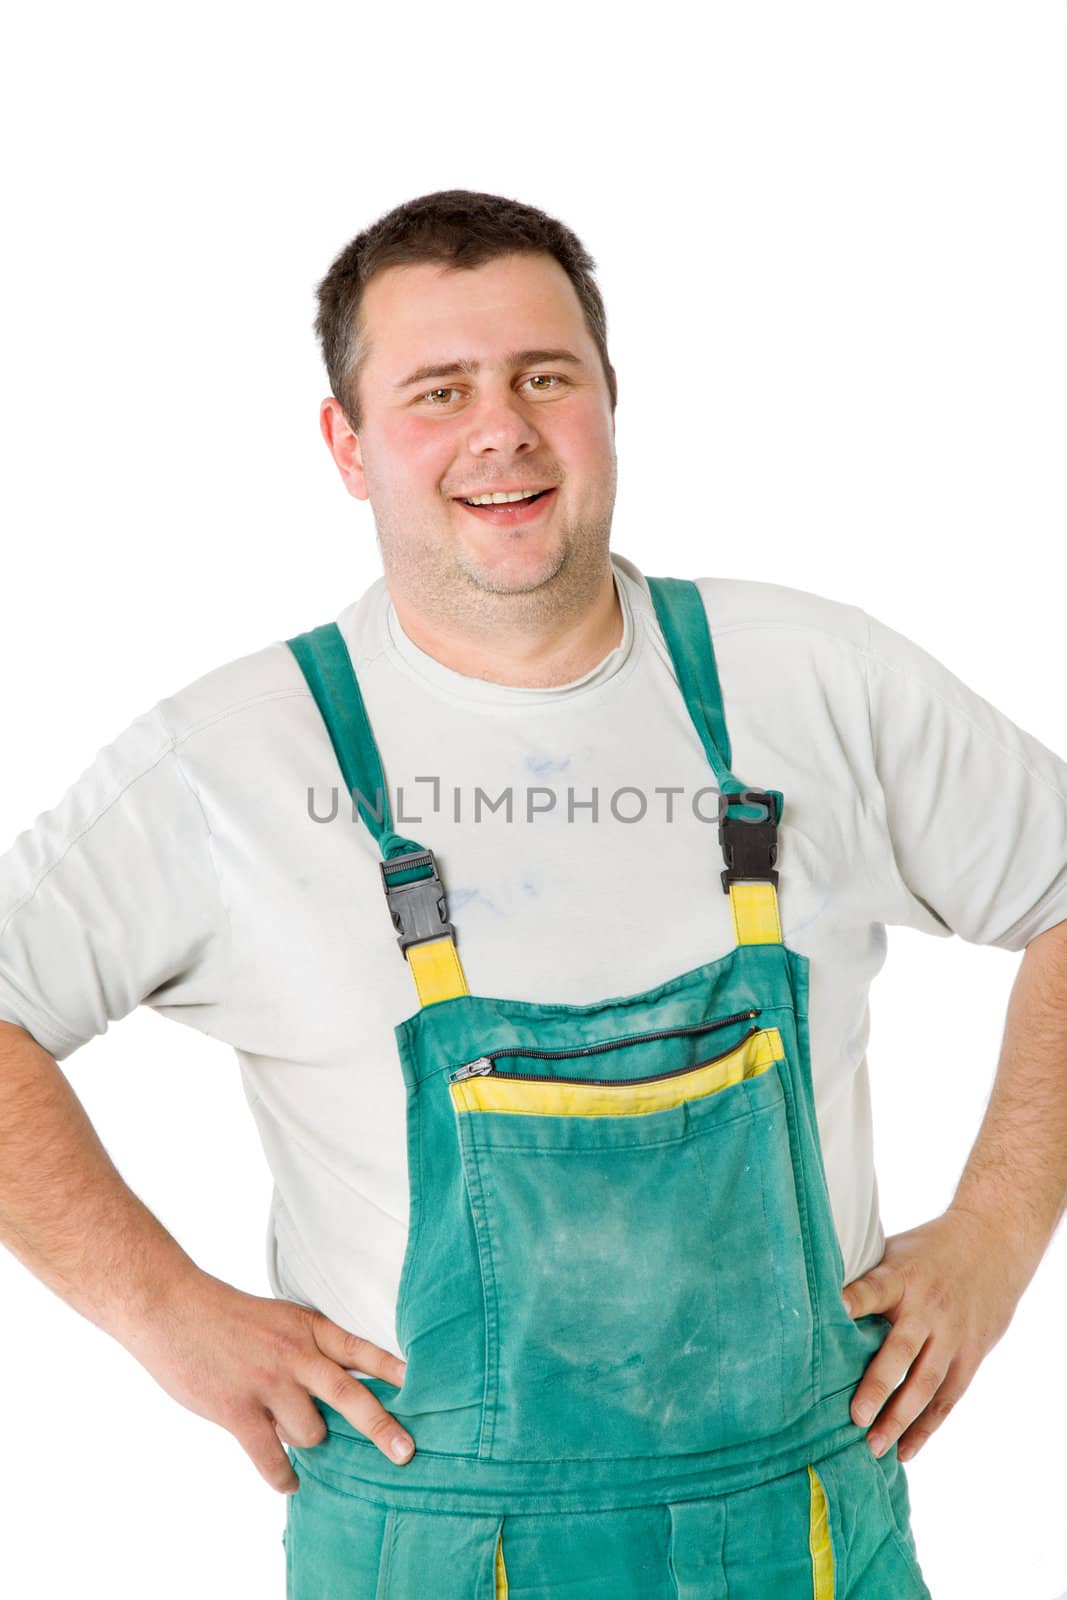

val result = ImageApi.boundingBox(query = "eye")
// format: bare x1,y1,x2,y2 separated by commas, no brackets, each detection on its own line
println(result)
417,374,569,407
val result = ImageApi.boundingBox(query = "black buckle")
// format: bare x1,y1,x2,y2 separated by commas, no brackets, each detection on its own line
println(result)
717,789,780,892
379,848,456,956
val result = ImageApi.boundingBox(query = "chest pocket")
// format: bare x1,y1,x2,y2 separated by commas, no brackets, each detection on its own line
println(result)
450,1016,819,1463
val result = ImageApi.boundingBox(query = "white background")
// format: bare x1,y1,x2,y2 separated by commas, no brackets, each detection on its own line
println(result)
1,3,1064,1595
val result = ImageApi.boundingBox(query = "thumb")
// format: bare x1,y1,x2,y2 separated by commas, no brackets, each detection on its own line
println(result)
842,1261,904,1320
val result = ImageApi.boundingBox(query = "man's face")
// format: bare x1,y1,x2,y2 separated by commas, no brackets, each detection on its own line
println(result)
321,252,617,614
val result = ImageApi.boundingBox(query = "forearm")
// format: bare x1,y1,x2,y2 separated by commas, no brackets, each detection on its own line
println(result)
0,1020,199,1342
948,919,1067,1277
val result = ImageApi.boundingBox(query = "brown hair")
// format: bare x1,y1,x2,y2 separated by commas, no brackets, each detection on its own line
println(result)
314,189,618,432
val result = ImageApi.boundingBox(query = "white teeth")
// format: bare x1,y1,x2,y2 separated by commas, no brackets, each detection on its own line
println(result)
460,489,545,505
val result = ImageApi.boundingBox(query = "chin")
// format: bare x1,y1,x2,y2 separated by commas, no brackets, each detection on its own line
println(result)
459,546,566,596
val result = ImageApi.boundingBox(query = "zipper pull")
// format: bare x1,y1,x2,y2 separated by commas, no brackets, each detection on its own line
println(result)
450,1057,495,1082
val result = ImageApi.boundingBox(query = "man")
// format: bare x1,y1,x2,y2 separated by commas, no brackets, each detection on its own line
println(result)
0,188,1064,1596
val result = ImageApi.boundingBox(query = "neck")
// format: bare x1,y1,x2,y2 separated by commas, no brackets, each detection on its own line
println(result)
387,562,624,688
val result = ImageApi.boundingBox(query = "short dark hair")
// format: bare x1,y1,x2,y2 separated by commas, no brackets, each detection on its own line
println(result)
314,189,618,432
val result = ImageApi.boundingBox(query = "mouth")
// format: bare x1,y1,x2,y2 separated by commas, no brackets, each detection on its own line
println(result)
452,487,558,527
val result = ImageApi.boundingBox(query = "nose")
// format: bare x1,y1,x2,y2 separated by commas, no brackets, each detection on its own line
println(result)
463,386,542,456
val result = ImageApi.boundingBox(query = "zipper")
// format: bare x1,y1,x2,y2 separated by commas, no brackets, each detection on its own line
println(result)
449,1008,762,1084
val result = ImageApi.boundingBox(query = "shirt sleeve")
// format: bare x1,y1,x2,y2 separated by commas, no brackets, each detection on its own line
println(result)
0,704,230,1060
862,609,1067,952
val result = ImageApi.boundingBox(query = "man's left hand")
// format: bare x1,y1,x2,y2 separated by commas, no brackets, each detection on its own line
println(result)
840,1207,1029,1463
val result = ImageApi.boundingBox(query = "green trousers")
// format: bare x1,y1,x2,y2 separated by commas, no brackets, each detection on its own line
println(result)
284,1426,927,1596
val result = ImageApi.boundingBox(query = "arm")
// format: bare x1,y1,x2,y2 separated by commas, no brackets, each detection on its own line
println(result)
0,707,415,1490
0,1018,200,1333
0,1020,414,1488
841,917,1067,1461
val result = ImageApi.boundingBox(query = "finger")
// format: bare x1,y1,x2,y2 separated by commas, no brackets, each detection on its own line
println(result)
270,1396,329,1450
236,1414,302,1495
848,1314,929,1429
895,1352,976,1462
842,1261,906,1320
307,1361,415,1464
307,1312,408,1388
865,1340,950,1457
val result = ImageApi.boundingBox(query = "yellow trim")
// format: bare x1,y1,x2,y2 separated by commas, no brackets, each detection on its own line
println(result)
729,881,783,945
451,1026,784,1116
407,935,470,1006
807,1465,834,1598
495,1528,508,1597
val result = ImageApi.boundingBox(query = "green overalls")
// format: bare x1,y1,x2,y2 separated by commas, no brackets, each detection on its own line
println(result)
281,577,933,1598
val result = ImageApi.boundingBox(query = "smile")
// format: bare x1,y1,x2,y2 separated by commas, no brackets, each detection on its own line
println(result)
452,487,558,526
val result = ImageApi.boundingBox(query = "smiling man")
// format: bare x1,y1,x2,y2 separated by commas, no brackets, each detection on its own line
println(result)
1,189,1066,1599
319,248,623,685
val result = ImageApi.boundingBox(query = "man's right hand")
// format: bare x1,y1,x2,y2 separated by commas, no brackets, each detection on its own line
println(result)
115,1266,414,1494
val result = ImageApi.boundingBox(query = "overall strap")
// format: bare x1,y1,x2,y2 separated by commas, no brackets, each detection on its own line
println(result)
645,577,783,947
286,623,470,1007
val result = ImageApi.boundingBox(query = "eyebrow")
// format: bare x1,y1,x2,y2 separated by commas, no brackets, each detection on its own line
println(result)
393,348,585,392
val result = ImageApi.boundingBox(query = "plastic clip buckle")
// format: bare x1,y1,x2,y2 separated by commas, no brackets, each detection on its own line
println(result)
717,789,780,892
379,848,456,956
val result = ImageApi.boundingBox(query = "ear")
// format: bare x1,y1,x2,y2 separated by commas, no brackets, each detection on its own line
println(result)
320,397,368,501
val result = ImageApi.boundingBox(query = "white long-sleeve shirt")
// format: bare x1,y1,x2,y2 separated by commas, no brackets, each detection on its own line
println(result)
2,552,1065,1362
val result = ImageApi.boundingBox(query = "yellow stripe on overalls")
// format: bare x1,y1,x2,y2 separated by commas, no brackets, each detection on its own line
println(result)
406,933,470,1005
729,881,783,945
452,1028,785,1116
495,1528,508,1597
807,1465,835,1596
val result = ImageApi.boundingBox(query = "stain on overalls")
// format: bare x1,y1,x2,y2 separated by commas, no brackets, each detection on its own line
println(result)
282,577,933,1597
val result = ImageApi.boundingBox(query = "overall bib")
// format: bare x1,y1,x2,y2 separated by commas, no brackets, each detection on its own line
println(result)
281,577,933,1598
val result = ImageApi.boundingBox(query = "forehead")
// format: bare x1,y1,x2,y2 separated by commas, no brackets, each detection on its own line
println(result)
357,253,593,381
